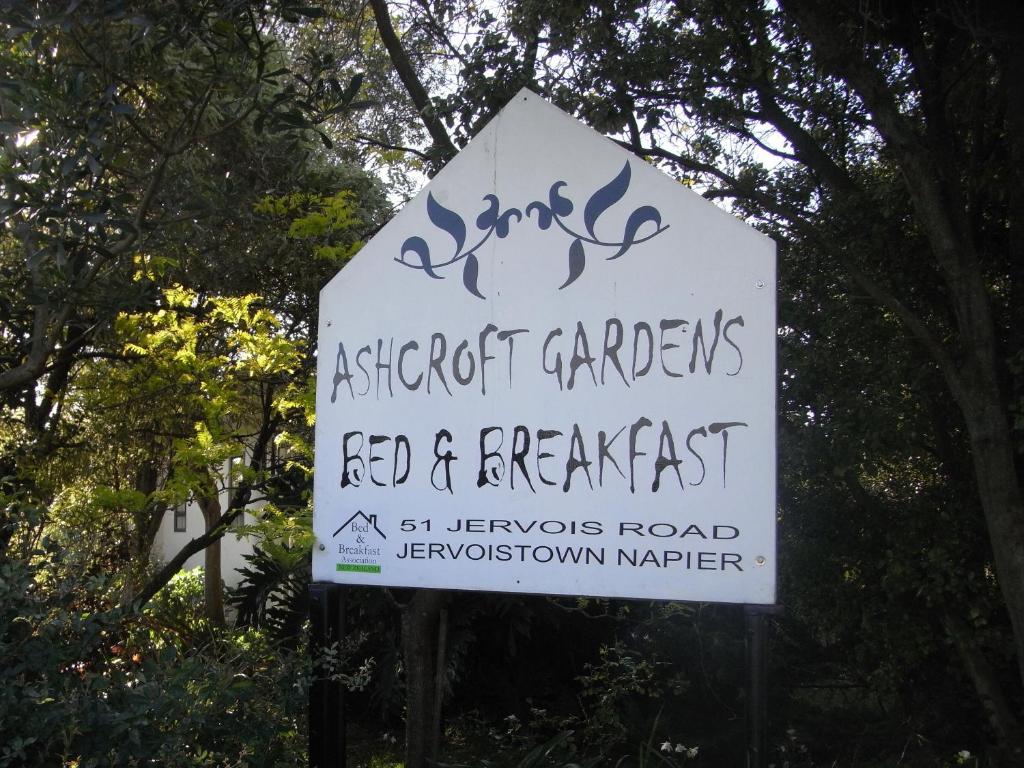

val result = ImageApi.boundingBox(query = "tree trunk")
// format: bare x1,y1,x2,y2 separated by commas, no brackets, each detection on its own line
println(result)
941,610,1020,747
120,461,161,604
198,492,225,627
402,588,446,768
368,0,457,169
432,605,449,764
958,393,1024,687
783,0,1024,693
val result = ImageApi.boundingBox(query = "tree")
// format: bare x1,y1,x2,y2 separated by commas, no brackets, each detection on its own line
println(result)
65,288,304,617
0,0,386,604
364,0,1023,757
0,0,362,414
0,4,393,763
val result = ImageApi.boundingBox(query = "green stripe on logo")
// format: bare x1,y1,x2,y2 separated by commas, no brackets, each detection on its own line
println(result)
337,563,381,574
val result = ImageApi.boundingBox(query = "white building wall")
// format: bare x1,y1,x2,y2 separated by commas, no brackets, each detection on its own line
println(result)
151,460,261,590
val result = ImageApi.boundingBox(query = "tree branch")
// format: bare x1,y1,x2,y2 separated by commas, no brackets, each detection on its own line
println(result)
781,0,979,291
129,409,283,610
368,0,457,169
354,133,430,160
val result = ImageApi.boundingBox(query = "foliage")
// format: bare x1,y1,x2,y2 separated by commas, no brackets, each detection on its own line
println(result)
369,0,1024,761
3,0,1024,766
256,190,365,262
435,730,600,768
14,281,313,613
229,546,311,642
145,567,211,642
0,2,385,764
0,0,360,410
575,644,676,752
0,501,310,768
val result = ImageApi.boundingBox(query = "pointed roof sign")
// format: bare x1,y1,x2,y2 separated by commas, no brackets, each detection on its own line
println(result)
314,89,776,604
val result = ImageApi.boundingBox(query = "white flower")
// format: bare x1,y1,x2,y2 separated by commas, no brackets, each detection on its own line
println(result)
675,744,686,753
687,747,699,759
661,741,673,752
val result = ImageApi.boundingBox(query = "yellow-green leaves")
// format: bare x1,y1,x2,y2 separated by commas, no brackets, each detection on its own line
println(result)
254,190,364,263
69,286,309,525
120,288,301,383
90,487,149,515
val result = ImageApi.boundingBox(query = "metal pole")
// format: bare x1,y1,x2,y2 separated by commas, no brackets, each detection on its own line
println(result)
310,583,347,768
430,605,449,763
310,583,330,768
336,590,347,765
744,605,769,768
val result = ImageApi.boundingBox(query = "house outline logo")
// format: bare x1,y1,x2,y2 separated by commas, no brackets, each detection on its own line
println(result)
332,510,386,540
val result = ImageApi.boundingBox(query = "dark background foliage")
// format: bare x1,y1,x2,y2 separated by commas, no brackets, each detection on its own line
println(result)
2,0,1022,766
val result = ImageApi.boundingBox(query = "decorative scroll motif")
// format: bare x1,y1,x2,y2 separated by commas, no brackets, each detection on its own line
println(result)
395,161,669,299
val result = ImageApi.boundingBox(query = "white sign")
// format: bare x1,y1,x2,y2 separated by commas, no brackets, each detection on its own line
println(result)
313,90,776,604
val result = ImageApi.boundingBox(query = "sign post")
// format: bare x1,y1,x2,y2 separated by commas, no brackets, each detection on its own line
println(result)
312,88,777,762
745,604,777,768
309,583,346,768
